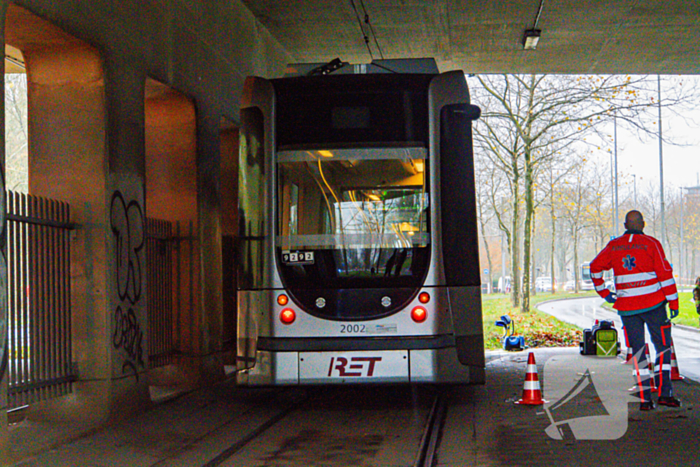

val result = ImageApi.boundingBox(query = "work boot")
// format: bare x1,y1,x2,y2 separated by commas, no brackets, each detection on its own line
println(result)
639,401,655,411
658,396,681,408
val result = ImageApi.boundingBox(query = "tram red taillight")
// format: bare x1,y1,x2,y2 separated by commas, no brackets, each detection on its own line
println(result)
411,306,427,323
277,294,289,306
418,292,430,304
280,308,296,324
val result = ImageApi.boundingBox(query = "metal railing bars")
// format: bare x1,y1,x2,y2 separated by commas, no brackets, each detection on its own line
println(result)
6,191,76,410
146,217,175,369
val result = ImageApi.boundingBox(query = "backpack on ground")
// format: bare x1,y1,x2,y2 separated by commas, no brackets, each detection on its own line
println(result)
579,319,620,357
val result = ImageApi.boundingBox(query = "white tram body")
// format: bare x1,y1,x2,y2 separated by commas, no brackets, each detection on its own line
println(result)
236,59,484,385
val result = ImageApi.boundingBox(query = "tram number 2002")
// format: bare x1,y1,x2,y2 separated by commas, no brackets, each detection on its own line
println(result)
340,324,366,334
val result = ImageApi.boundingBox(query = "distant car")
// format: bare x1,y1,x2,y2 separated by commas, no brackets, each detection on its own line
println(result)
498,276,511,293
536,277,553,292
564,280,575,291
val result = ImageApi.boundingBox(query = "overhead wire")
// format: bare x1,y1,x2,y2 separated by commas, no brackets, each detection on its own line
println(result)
350,0,384,61
359,0,384,59
350,0,374,60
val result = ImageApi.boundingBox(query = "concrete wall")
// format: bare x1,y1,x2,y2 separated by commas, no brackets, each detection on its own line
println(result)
0,0,291,461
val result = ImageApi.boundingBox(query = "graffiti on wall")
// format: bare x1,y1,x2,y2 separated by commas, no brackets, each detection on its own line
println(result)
110,191,145,379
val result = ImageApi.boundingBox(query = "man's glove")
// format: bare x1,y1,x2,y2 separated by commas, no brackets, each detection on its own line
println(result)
604,293,617,304
670,308,679,319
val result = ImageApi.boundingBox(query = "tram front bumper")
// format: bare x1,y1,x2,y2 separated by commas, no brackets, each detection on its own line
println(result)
237,347,476,385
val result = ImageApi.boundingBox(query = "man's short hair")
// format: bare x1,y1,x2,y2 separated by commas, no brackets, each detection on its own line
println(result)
624,210,644,230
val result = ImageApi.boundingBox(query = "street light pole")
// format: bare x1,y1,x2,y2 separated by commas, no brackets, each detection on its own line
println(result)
657,75,666,246
632,174,637,208
501,230,506,289
680,187,688,286
614,114,619,237
610,153,614,233
681,188,684,285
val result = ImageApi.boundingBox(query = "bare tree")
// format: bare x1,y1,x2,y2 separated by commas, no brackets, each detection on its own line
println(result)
472,74,695,311
5,73,29,192
473,121,523,306
558,154,595,293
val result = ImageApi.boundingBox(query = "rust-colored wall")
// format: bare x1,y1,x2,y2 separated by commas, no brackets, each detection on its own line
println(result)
145,85,197,224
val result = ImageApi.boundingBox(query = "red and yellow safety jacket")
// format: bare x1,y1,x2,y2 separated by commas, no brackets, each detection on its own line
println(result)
590,230,679,316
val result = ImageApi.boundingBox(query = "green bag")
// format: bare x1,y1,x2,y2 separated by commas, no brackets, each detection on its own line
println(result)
596,329,618,357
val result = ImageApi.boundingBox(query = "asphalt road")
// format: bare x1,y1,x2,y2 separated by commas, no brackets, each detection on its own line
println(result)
537,296,700,382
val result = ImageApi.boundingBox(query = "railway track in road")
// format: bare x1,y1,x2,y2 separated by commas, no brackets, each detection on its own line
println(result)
200,389,308,467
414,393,448,467
194,385,446,467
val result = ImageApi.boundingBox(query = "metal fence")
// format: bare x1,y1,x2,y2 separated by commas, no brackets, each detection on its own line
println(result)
6,191,76,409
146,218,175,369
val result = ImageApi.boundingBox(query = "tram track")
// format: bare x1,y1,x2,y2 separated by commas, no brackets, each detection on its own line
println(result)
414,392,448,467
191,385,444,467
200,389,308,467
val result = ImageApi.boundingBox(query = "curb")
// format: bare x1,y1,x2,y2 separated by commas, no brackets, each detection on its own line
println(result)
537,297,700,334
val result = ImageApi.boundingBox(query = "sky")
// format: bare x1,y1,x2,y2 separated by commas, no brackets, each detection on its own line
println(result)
590,77,700,206
614,108,700,193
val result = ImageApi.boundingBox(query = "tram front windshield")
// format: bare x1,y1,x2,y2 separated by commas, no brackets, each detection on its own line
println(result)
277,147,429,290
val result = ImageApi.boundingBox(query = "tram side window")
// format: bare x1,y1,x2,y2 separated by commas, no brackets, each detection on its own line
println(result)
238,107,266,290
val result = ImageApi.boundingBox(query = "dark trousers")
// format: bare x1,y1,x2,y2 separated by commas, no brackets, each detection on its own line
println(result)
621,303,673,402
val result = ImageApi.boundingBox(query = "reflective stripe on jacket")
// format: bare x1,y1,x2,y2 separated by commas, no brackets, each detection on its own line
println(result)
590,230,679,314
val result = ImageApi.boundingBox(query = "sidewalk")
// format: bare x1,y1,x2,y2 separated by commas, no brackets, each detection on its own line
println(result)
537,296,700,382
439,347,700,466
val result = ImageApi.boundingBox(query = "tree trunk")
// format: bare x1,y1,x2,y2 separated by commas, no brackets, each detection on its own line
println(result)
573,229,580,294
520,76,537,312
522,148,534,312
510,173,521,308
550,182,557,293
479,219,494,293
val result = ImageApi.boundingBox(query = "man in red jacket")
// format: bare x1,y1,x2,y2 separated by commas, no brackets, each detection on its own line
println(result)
590,210,680,411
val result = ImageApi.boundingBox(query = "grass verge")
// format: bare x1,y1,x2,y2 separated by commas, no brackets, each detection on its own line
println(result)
482,291,597,351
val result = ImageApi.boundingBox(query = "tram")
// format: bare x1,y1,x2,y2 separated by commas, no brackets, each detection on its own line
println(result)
236,59,484,385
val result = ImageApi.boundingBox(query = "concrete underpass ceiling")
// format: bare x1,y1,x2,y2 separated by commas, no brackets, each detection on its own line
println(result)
241,0,700,75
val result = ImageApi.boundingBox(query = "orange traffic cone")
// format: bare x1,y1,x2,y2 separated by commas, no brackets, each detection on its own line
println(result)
670,344,684,381
515,352,546,405
623,345,633,364
645,344,657,390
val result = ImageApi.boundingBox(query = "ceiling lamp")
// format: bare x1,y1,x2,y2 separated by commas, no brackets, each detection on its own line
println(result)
523,0,545,50
522,29,541,50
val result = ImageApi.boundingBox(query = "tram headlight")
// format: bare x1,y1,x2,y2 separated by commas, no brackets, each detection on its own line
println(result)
411,306,427,323
277,294,289,306
280,308,296,324
418,292,430,304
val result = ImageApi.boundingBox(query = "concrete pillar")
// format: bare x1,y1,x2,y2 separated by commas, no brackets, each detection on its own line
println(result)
220,120,239,361
2,4,150,435
0,0,291,458
103,57,151,416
